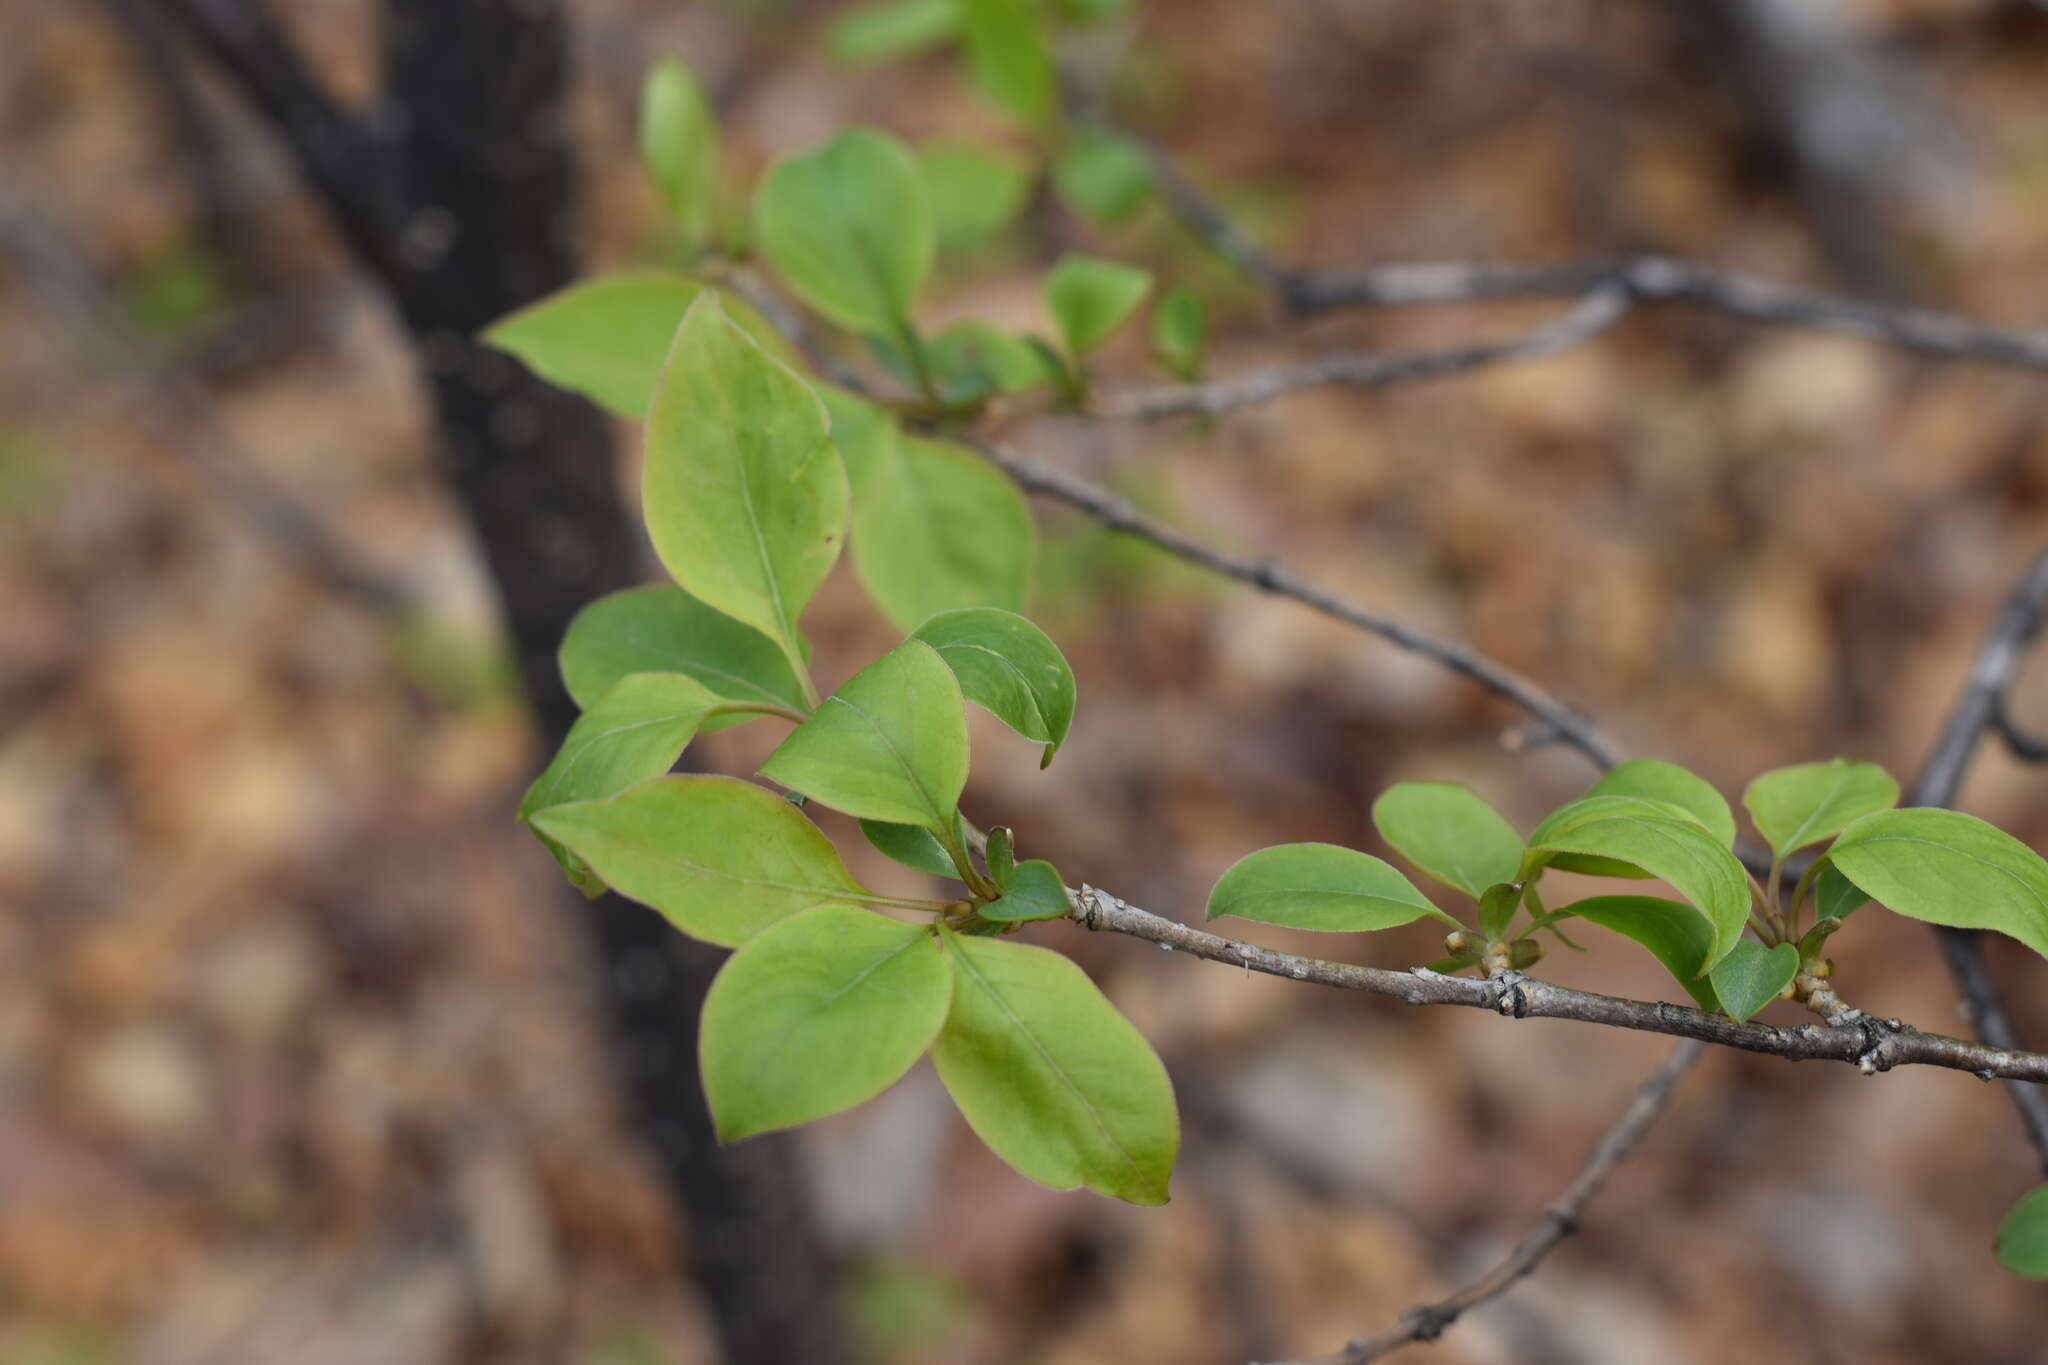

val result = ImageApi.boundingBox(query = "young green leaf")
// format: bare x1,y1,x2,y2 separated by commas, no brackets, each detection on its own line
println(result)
926,322,1054,400
755,129,931,337
1562,896,1720,1010
918,141,1032,252
1813,860,1869,921
861,818,962,879
702,907,951,1140
829,0,960,64
1151,285,1206,381
1207,843,1457,933
960,0,1055,124
933,934,1176,1203
1707,940,1798,1023
761,640,969,831
981,858,1068,922
912,608,1076,763
519,673,723,824
1476,883,1522,940
559,585,809,720
1827,808,2048,958
1528,801,1751,968
532,775,869,946
1585,758,1737,849
1045,255,1153,359
1742,759,1899,859
1054,130,1155,223
640,58,718,246
1370,781,1524,899
1525,792,1718,881
642,293,846,679
985,826,1016,884
1996,1184,2048,1277
831,392,1033,630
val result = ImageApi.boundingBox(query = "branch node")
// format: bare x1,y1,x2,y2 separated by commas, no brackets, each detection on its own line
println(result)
1489,970,1532,1018
1397,1304,1455,1342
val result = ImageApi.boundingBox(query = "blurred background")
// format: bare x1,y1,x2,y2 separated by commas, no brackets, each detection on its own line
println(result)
7,0,2048,1361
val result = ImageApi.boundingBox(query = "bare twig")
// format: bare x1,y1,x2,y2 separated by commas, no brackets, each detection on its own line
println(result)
1106,286,1630,421
1069,885,2048,1084
1905,547,2048,1172
972,441,1623,770
1267,1040,1706,1365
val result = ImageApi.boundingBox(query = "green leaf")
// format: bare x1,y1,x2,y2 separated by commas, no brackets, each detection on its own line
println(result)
829,0,960,64
926,323,1054,401
933,934,1176,1203
1707,940,1798,1023
532,775,869,946
559,585,809,719
642,292,846,678
1370,781,1524,900
1743,759,1899,859
640,58,718,245
1827,808,2048,958
829,392,1033,631
1528,799,1751,968
913,608,1076,763
960,0,1055,124
982,858,1067,922
918,141,1032,252
520,673,722,824
1053,130,1155,222
1151,285,1206,380
1586,759,1737,849
1563,896,1720,1010
483,274,795,419
1814,860,1869,920
761,639,969,831
755,129,931,337
1045,254,1153,358
1206,843,1456,933
861,818,962,879
702,907,951,1140
1997,1184,2048,1277
1476,883,1521,939
985,826,1015,884
1525,792,1719,880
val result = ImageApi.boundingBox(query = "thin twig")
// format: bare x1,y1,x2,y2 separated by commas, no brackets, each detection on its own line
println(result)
1265,1040,1705,1365
972,441,1623,770
1106,286,1630,421
1904,547,2048,1173
1069,885,2048,1084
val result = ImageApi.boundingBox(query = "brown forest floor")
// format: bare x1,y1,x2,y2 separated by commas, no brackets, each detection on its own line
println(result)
6,0,2048,1361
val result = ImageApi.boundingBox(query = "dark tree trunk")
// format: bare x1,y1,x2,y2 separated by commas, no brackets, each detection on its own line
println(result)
145,2,847,1359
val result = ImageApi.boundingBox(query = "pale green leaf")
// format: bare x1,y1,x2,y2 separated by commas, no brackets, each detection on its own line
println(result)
829,0,960,64
531,775,869,946
1529,800,1751,968
861,817,962,879
960,0,1055,123
1743,759,1899,859
1045,254,1152,357
981,858,1067,922
1206,843,1456,933
1997,1184,2048,1277
1524,792,1718,880
986,826,1015,884
1828,808,2048,958
761,640,969,831
702,907,952,1139
1152,285,1206,380
1708,940,1798,1023
642,292,846,675
913,608,1075,762
1587,759,1737,849
483,273,794,418
1562,896,1720,1011
933,934,1176,1203
559,585,808,719
1814,861,1869,920
1476,883,1521,939
520,673,722,823
918,141,1031,251
1370,781,1523,899
755,129,931,336
926,323,1054,401
1054,130,1154,223
640,58,718,244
